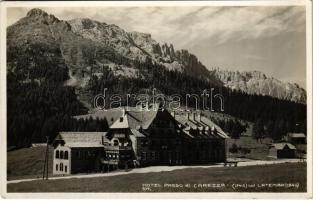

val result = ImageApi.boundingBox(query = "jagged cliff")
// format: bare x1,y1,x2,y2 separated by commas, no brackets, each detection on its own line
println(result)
212,69,306,103
7,8,306,103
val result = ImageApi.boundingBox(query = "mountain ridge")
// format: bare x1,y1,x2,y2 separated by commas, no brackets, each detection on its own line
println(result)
212,69,306,103
7,8,306,104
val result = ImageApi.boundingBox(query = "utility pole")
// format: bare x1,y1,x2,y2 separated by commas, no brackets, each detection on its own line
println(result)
46,136,49,180
107,160,110,173
42,136,49,180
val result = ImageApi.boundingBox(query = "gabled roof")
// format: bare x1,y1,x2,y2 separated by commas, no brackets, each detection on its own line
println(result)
110,114,130,129
174,113,228,139
287,133,306,138
200,117,229,138
130,129,146,138
74,106,228,139
272,143,296,150
125,108,158,129
55,132,106,148
74,104,160,130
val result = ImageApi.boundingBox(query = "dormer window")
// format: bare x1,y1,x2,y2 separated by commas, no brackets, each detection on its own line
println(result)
120,117,123,122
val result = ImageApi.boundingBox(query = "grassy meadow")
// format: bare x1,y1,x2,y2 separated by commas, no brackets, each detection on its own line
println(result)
7,162,306,192
7,146,54,180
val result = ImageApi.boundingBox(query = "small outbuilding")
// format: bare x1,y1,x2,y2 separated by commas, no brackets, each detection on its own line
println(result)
286,133,306,145
268,143,296,159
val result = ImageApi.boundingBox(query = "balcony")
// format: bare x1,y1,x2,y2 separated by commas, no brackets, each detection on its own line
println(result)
104,145,132,151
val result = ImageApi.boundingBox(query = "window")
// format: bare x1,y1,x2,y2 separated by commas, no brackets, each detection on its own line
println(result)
85,151,88,159
155,152,159,160
141,152,147,160
55,150,59,159
113,140,119,146
64,151,68,160
60,163,63,171
151,152,155,160
60,151,64,159
141,140,148,147
64,166,67,173
169,121,174,128
56,164,58,171
120,117,124,122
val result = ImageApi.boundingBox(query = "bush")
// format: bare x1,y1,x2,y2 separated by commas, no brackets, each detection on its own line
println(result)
239,147,251,154
229,143,238,153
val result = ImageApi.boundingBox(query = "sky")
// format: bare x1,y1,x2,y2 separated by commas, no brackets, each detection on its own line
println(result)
7,6,307,88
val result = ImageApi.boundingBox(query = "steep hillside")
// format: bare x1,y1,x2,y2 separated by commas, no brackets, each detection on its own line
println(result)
7,8,219,90
67,18,218,82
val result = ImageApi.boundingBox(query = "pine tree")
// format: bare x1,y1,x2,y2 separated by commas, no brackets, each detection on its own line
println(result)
252,119,265,142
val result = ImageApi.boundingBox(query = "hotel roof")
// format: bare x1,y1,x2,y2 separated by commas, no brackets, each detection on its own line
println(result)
174,113,228,139
74,105,228,139
54,132,107,148
75,104,160,130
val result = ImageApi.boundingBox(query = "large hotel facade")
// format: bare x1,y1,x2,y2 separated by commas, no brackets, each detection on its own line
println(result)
52,104,228,175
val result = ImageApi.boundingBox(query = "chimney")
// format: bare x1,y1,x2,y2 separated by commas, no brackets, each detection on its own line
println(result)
171,111,176,119
145,101,149,110
211,126,217,134
149,104,153,110
101,134,106,145
186,112,190,120
197,113,201,122
139,125,143,132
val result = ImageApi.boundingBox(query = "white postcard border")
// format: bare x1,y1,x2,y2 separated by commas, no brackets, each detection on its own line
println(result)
0,1,312,199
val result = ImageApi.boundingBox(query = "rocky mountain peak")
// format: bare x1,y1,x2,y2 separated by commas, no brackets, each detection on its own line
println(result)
129,31,152,40
212,69,306,103
69,18,106,30
26,8,59,24
7,8,306,104
247,70,267,80
26,8,48,18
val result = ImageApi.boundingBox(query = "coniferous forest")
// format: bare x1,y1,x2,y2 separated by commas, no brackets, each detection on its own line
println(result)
6,43,109,148
7,51,307,148
7,21,306,149
7,53,306,148
87,59,306,139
